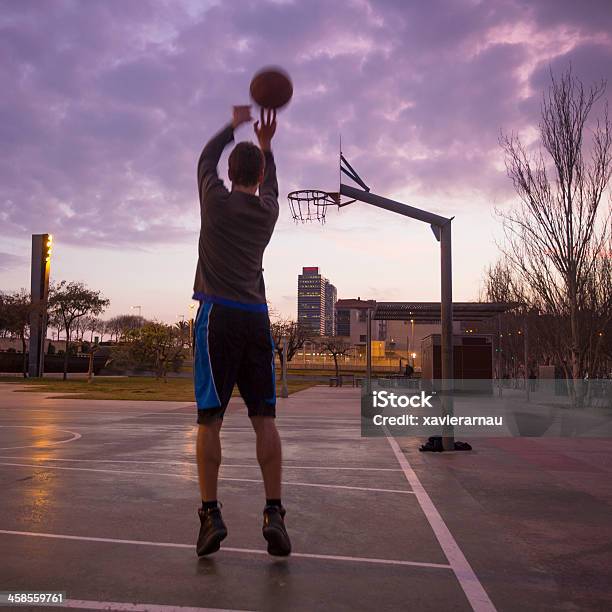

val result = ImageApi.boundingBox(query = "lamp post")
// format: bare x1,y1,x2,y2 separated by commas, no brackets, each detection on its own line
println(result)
131,305,142,327
28,233,52,378
188,303,196,357
366,308,372,393
280,335,289,398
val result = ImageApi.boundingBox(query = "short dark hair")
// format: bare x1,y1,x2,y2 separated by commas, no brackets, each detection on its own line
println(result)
228,142,265,187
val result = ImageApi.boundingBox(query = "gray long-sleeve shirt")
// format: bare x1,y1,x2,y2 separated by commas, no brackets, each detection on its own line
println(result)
193,124,279,307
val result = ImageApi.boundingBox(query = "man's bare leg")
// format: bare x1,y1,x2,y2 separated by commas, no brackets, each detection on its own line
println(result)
196,419,227,556
250,416,282,498
196,420,223,500
251,415,291,556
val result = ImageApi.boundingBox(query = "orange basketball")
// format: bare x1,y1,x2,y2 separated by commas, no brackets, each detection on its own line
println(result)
250,67,293,110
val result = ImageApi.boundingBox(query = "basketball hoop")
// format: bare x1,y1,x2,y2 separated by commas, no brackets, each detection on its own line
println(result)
287,190,353,223
287,144,365,223
288,190,335,223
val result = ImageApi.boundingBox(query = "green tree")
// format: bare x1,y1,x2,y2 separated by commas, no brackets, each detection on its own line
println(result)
175,320,190,349
48,281,110,380
112,322,185,379
0,290,33,377
106,314,143,342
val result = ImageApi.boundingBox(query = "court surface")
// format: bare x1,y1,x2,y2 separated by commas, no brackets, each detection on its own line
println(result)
0,384,610,611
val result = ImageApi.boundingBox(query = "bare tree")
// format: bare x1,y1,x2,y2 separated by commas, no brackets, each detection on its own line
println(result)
499,67,612,401
81,316,103,343
105,317,121,342
72,316,87,342
483,261,555,380
270,317,311,368
319,337,351,379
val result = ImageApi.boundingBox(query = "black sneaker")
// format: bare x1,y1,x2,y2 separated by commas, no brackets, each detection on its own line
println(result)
262,505,291,557
197,506,227,556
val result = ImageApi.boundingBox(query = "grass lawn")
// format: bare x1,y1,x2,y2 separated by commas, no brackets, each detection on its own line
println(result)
0,376,317,401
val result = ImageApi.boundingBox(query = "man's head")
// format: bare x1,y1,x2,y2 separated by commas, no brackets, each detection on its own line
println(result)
228,141,265,190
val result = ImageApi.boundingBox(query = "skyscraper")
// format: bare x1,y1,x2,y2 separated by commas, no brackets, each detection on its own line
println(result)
324,279,337,336
297,267,336,336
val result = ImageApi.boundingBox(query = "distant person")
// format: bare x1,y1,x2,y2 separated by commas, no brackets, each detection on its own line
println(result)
192,106,290,557
404,363,414,378
528,371,537,392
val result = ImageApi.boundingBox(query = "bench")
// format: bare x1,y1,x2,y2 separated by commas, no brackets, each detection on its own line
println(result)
329,375,357,387
340,374,356,387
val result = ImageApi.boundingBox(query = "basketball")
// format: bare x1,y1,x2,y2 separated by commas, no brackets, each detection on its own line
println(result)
250,67,293,110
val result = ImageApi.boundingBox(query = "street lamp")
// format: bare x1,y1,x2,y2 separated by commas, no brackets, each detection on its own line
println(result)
280,335,289,398
188,303,196,357
28,233,52,377
131,305,142,328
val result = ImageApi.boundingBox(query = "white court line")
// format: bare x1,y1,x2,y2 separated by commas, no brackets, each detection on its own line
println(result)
0,421,360,435
0,529,451,570
0,455,401,472
0,408,195,417
219,476,413,495
37,425,358,435
0,425,81,450
62,599,252,612
385,434,496,612
0,413,359,432
0,461,412,495
0,408,358,423
218,429,359,434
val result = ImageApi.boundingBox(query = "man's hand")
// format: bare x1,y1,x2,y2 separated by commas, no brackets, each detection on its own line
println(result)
254,108,277,152
232,105,253,129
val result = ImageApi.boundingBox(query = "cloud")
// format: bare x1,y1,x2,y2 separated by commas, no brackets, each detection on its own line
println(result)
1,0,611,251
0,252,25,272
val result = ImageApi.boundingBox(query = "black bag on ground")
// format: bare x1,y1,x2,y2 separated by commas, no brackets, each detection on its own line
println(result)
419,436,444,452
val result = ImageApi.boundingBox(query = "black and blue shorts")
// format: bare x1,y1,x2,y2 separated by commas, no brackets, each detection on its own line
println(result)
193,298,276,424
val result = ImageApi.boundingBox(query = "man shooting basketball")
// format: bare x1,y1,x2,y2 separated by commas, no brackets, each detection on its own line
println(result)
192,105,291,557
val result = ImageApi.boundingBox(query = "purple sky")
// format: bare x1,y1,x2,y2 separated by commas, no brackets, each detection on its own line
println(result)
1,0,611,322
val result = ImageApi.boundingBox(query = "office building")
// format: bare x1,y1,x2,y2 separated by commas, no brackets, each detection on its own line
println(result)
324,280,337,336
297,267,336,336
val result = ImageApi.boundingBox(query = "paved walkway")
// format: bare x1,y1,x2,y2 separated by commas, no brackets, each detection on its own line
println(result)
0,384,610,610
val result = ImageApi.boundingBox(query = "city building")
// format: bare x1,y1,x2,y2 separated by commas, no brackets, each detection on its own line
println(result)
334,298,378,342
334,298,463,369
297,267,336,336
324,280,337,336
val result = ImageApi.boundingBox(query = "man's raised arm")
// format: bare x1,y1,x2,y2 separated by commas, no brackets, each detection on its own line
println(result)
197,106,253,201
254,108,279,215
